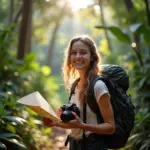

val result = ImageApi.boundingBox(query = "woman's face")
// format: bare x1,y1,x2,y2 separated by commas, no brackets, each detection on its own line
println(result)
70,41,92,72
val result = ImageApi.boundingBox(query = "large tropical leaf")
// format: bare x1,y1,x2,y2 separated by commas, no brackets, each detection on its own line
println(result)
130,23,150,44
0,92,8,99
2,138,27,150
130,23,144,33
0,142,7,149
143,27,150,44
129,133,139,141
140,138,150,150
2,116,26,125
95,25,131,44
0,133,20,139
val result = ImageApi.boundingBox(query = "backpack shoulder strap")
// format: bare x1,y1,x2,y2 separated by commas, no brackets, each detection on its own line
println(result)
87,76,102,112
87,76,104,123
68,78,80,102
65,78,80,147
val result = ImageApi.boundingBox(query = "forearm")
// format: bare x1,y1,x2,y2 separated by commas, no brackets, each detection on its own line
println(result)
80,122,115,135
56,122,76,129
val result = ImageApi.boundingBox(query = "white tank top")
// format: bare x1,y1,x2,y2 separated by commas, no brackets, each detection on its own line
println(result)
69,80,110,139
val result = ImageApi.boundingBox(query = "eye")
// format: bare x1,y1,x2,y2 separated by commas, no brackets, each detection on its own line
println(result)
80,51,87,55
71,51,77,55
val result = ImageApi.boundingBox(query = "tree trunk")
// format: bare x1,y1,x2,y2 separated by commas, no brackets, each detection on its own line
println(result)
8,0,14,24
133,33,144,66
143,0,150,55
124,0,133,12
124,0,137,23
47,22,60,67
17,0,32,60
98,0,112,51
124,0,144,66
25,2,32,54
47,3,67,68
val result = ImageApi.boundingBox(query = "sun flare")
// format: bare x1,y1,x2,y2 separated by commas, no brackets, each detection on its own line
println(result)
68,0,92,11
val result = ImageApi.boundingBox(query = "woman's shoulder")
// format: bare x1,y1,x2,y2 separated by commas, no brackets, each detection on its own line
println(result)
93,79,110,101
94,79,107,88
94,79,109,93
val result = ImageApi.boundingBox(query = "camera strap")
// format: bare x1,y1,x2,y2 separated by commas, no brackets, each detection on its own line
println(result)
69,78,87,139
68,78,80,101
80,101,87,150
65,78,80,147
82,102,87,138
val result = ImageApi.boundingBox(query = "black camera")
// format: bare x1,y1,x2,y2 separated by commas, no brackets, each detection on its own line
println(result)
60,103,80,122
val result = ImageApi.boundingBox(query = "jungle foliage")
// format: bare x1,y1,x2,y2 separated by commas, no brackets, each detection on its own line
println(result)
0,0,150,150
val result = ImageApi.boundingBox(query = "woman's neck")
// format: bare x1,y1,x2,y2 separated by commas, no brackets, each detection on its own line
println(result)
78,70,86,80
78,74,85,89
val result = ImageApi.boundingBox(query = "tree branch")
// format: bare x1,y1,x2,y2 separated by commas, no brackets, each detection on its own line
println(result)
98,0,112,51
143,0,150,27
133,33,144,66
124,0,133,12
13,5,23,24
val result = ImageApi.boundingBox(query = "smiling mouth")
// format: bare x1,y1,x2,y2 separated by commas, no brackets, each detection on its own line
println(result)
73,62,84,68
75,62,83,65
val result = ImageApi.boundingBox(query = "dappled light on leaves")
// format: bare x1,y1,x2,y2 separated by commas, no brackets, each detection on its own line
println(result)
131,42,136,48
41,65,51,76
98,39,110,55
14,72,19,76
4,66,8,70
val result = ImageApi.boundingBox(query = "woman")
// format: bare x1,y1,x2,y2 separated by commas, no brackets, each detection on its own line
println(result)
43,35,115,150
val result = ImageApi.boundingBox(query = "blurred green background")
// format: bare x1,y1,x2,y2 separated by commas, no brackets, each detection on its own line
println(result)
0,0,150,149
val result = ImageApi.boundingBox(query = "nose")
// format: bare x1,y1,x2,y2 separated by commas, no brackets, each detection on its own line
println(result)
76,52,81,58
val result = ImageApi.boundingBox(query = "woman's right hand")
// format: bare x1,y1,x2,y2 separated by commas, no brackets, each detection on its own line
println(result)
42,117,56,127
57,108,63,118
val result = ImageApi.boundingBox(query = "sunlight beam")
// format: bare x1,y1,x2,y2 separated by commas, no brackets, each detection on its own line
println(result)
68,0,93,11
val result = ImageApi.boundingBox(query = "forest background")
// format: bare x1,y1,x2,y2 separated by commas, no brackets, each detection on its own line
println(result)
0,0,150,150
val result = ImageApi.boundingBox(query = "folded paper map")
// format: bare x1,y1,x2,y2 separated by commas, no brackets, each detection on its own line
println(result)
17,91,60,123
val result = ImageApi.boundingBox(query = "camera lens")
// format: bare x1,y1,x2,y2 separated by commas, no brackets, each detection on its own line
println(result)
60,111,75,122
59,103,80,122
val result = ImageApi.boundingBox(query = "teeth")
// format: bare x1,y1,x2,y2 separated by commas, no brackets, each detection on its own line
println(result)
75,63,83,64
75,61,83,63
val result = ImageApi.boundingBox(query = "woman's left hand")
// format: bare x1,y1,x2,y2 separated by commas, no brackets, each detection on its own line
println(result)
64,112,83,128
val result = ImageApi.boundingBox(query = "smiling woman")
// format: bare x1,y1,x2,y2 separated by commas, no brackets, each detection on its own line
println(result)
68,0,93,11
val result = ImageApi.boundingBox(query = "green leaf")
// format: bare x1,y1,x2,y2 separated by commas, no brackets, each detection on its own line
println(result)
8,95,17,107
24,53,36,62
0,107,4,117
0,101,3,107
139,77,147,88
140,139,150,150
95,25,131,44
41,65,51,76
143,27,150,44
0,92,8,99
6,23,17,30
130,24,150,43
0,142,7,149
0,133,20,139
30,62,40,71
130,23,143,33
128,133,139,141
6,124,16,133
2,116,26,125
3,138,27,150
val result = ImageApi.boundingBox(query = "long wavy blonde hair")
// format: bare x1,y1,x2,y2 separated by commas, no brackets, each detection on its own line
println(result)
62,35,103,103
